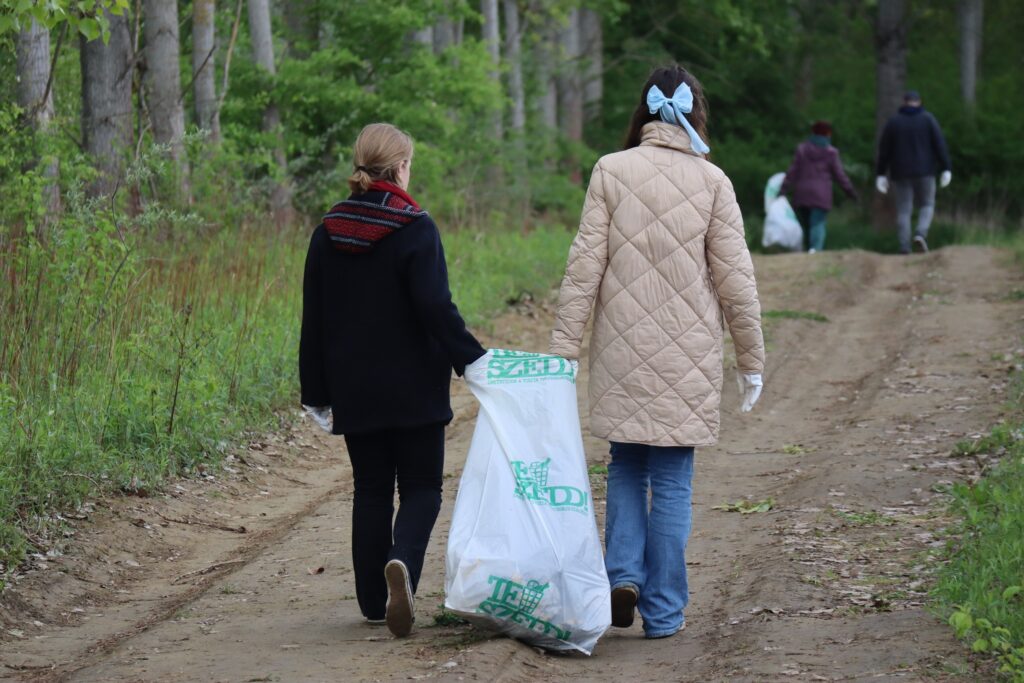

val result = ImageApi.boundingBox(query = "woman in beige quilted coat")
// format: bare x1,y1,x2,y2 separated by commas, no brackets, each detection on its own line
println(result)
549,65,765,639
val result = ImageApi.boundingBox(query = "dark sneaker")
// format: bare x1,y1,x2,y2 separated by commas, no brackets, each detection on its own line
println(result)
610,585,638,628
384,559,415,637
913,235,929,253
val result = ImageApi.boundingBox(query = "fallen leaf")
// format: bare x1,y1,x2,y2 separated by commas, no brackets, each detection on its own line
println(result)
307,566,325,575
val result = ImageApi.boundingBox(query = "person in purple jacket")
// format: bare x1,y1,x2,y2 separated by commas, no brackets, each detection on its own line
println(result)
780,121,859,253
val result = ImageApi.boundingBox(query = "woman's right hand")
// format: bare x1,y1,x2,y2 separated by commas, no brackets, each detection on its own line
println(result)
736,373,763,413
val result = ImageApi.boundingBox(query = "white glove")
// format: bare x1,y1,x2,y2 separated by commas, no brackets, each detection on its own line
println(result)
940,170,952,188
875,176,889,194
736,373,763,413
302,404,332,433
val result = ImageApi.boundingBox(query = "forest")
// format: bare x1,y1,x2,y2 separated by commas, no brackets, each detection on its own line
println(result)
1,0,1023,676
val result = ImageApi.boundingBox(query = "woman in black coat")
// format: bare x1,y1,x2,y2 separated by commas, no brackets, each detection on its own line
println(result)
299,123,485,638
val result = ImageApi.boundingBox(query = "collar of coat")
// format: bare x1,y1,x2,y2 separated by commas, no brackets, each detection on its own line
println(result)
640,121,706,158
322,182,427,254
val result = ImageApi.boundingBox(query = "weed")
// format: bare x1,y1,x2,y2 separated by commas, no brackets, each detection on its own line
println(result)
762,309,829,323
782,444,808,455
832,508,896,528
934,362,1024,680
812,262,846,281
588,464,608,475
432,606,468,627
713,498,775,514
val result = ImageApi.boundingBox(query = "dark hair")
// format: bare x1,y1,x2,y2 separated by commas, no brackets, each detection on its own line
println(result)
811,120,833,136
623,65,709,152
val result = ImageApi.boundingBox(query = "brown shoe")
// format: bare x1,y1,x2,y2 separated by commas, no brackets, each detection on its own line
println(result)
384,559,415,637
610,585,638,628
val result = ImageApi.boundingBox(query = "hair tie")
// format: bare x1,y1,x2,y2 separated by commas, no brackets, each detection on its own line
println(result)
646,83,710,154
356,165,370,173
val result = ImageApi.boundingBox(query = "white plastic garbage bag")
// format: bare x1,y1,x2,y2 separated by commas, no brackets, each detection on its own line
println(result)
762,172,804,251
445,349,611,655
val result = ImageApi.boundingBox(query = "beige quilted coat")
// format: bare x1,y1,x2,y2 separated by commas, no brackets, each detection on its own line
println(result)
550,121,765,447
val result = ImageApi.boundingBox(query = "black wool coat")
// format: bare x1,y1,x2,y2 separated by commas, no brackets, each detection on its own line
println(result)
299,189,485,435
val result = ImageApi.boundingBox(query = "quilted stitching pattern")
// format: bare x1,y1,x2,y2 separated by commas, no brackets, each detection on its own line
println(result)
550,122,765,447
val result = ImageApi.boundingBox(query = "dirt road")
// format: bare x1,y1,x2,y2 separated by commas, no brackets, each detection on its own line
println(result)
2,246,1021,682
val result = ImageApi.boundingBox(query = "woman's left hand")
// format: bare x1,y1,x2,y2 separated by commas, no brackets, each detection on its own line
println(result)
736,373,763,413
302,404,333,433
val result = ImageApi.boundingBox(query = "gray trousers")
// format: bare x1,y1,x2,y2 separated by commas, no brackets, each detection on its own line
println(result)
891,176,936,253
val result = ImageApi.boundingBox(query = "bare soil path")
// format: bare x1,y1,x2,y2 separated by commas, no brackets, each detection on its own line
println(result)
2,246,1021,682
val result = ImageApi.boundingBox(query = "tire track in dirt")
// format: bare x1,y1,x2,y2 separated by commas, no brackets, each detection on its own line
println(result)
1,246,1020,682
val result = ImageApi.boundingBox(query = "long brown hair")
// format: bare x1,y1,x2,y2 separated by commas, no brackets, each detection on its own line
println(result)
622,65,709,151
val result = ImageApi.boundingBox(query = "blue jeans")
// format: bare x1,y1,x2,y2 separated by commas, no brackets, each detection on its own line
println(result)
605,441,695,638
795,206,828,252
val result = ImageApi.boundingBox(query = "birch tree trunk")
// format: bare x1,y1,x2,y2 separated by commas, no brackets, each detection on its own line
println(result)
433,16,454,53
503,0,525,134
192,0,220,142
144,0,190,200
16,17,60,219
248,0,293,219
557,9,583,143
958,0,983,109
874,0,908,142
481,0,503,141
81,12,134,198
412,24,434,47
579,7,602,124
538,26,558,130
284,0,318,58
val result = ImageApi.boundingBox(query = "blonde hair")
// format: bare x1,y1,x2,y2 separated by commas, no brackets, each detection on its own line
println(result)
348,123,414,194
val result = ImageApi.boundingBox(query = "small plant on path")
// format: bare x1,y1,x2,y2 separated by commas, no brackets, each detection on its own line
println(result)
713,498,775,514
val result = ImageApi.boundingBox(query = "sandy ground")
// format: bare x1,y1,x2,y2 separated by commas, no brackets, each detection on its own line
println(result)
1,246,1022,683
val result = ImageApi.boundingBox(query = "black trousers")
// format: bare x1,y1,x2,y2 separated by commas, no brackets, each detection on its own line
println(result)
343,423,445,620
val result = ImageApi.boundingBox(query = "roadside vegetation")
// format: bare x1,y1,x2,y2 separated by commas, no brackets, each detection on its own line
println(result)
934,366,1024,681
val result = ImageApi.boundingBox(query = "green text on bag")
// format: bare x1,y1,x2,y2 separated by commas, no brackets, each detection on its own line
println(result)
477,575,571,641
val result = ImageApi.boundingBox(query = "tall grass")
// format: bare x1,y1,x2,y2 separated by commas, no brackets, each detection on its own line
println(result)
0,190,574,568
934,368,1024,680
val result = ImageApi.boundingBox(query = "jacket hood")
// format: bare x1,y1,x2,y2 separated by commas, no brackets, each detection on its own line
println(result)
639,121,705,158
322,182,426,254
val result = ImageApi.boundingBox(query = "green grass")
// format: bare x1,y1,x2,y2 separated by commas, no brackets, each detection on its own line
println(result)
934,368,1024,680
0,210,574,570
763,309,829,323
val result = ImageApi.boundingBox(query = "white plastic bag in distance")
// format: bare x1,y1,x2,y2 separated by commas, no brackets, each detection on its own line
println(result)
445,349,611,655
762,172,804,252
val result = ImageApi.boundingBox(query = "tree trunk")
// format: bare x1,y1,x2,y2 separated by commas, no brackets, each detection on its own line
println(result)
16,17,60,219
579,7,602,124
874,0,908,143
433,16,454,53
503,0,525,134
481,0,502,141
192,0,220,142
248,0,293,221
284,0,319,58
538,26,558,131
958,0,983,109
412,24,433,47
557,10,583,137
144,0,190,200
81,12,134,198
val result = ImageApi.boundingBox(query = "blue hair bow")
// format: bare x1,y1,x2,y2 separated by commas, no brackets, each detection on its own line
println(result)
646,83,711,155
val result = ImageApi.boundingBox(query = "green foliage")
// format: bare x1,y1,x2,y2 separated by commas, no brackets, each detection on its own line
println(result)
0,0,129,41
0,129,575,567
934,366,1024,680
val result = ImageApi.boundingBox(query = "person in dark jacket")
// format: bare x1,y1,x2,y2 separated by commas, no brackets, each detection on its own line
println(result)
875,90,952,254
299,122,486,638
780,120,858,253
